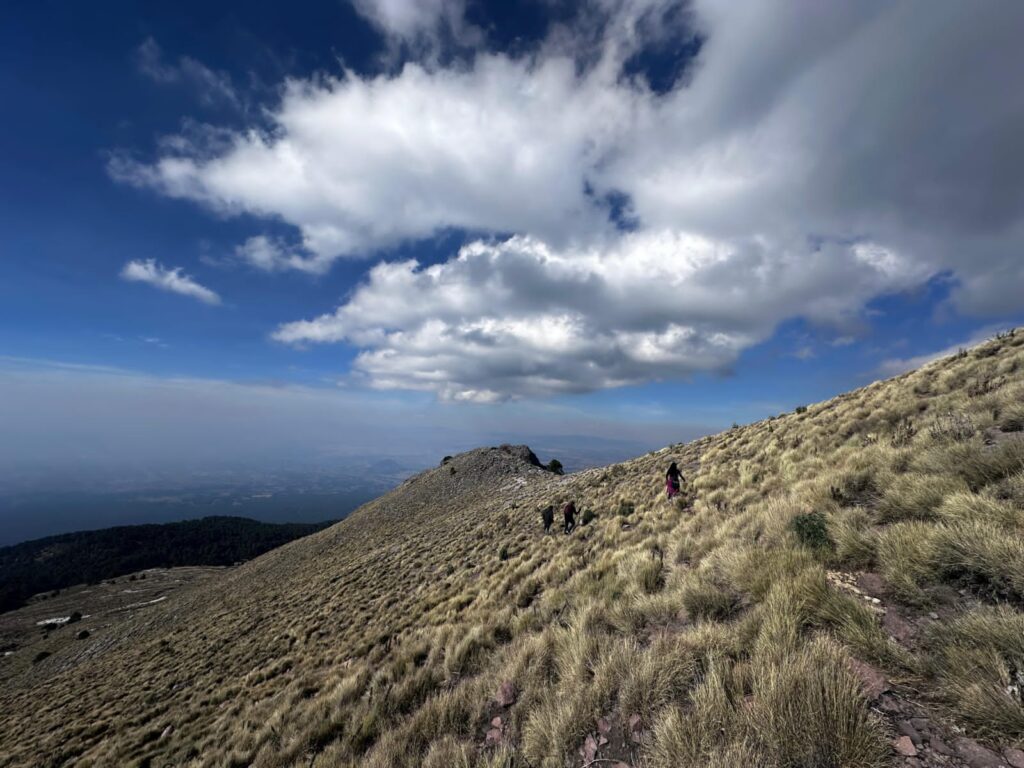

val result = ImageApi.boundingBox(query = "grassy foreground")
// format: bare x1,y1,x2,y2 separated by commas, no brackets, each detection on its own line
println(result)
2,330,1024,767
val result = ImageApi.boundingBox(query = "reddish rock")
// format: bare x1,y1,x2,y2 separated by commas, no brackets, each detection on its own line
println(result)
849,658,888,700
897,720,923,746
596,716,612,735
485,727,502,746
629,713,644,744
878,694,904,714
581,734,599,762
490,716,503,729
883,611,917,645
856,572,886,596
1005,747,1024,768
954,738,1004,767
894,736,918,757
496,681,518,707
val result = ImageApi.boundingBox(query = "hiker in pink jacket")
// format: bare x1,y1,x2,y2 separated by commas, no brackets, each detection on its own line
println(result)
665,462,683,499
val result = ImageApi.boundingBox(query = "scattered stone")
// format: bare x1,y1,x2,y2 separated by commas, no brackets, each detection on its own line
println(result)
894,736,918,757
160,725,173,740
878,694,904,714
929,737,956,757
1004,747,1024,768
928,612,940,620
581,734,599,762
954,737,1004,768
485,727,502,746
596,716,612,735
898,720,923,746
496,681,517,707
628,713,643,743
849,658,888,700
909,717,930,732
905,759,922,768
883,611,917,645
490,716,502,729
856,572,886,596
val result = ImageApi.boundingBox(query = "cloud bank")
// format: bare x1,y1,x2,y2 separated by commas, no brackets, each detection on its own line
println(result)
115,0,1024,399
120,259,221,305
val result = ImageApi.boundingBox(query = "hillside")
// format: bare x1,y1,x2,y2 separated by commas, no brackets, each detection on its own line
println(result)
2,330,1024,767
0,516,335,615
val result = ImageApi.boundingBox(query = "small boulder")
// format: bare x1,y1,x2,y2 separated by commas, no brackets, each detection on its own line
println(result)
882,611,917,645
629,713,643,743
849,659,888,701
954,738,1005,768
485,727,502,746
929,736,956,756
1004,747,1024,768
894,736,917,757
897,720,923,747
496,680,517,707
580,734,599,763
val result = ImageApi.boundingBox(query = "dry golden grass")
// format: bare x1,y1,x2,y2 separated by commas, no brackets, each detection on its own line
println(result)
2,329,1024,767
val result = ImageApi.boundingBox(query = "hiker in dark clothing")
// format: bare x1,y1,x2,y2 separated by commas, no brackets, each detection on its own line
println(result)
665,462,684,499
563,501,577,534
541,504,554,534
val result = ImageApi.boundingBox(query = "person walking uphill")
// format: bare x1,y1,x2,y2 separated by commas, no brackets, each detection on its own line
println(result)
666,461,684,499
541,504,554,534
563,500,577,534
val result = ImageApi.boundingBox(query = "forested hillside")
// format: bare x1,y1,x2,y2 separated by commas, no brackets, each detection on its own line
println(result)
0,516,334,614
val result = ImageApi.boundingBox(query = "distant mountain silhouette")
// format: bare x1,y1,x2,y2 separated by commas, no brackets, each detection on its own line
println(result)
0,516,333,614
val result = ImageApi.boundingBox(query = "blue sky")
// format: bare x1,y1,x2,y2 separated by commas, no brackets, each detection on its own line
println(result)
2,0,1023,488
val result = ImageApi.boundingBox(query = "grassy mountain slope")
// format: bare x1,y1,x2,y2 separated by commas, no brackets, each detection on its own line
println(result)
0,516,335,615
2,331,1024,767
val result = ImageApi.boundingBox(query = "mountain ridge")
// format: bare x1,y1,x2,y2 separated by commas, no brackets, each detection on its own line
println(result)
2,330,1024,767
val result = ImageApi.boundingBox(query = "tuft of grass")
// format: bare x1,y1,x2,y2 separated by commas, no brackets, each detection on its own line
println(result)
637,555,666,595
877,521,940,603
681,578,744,622
649,639,888,768
926,606,1024,739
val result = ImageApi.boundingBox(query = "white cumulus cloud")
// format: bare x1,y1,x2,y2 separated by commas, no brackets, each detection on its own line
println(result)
351,0,472,47
273,232,925,399
120,259,221,305
115,0,1024,399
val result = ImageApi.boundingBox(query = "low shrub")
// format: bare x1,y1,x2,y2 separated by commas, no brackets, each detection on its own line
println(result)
790,512,834,551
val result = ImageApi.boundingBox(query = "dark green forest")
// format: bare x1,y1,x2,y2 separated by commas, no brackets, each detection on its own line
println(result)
0,516,334,614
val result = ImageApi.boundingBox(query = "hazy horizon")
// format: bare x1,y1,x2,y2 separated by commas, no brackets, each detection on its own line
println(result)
3,0,1024,541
